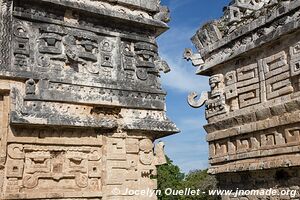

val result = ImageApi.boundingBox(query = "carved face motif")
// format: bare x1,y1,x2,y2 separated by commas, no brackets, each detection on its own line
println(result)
139,139,153,153
39,33,62,54
13,23,29,38
101,40,113,52
209,74,224,91
77,38,98,62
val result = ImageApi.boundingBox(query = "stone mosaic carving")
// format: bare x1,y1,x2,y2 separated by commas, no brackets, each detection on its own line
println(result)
0,0,178,199
186,0,300,199
5,143,103,198
188,74,227,118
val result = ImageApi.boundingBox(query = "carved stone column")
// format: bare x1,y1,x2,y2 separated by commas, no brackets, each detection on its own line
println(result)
186,0,300,199
0,0,178,199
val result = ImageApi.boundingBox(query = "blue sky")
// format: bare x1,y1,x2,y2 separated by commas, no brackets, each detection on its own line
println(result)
158,0,230,173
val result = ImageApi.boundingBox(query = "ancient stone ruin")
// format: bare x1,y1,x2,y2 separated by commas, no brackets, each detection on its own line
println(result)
186,0,300,199
0,0,178,199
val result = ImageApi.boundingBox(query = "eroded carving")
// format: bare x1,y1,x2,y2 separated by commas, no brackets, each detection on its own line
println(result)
13,22,30,71
154,141,167,165
187,1,300,199
188,74,228,118
183,48,204,67
5,144,102,197
0,0,178,199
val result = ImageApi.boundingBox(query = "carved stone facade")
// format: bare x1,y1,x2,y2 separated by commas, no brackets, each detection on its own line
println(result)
0,0,178,199
186,0,300,199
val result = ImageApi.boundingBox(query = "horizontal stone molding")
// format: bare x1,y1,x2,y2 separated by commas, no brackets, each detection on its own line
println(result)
14,0,168,37
209,154,300,174
206,99,300,141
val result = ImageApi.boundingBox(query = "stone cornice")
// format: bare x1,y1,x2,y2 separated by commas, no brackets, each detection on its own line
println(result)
189,0,300,75
36,0,169,36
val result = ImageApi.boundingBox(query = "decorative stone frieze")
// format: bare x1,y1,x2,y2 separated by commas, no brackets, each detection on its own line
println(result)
0,0,178,199
186,0,300,199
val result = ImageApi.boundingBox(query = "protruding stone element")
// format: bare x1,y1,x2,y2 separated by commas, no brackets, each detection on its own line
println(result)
154,141,167,165
183,48,204,66
187,92,208,108
25,79,36,96
154,6,171,23
155,57,171,73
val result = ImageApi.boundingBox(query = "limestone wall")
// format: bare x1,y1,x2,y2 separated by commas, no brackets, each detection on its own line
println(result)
0,0,178,199
186,0,300,199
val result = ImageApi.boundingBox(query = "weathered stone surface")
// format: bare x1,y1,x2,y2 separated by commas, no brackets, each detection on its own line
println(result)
186,0,300,199
0,0,178,199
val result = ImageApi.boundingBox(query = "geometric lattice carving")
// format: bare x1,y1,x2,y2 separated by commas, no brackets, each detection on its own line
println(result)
236,63,260,108
187,0,300,199
261,51,293,100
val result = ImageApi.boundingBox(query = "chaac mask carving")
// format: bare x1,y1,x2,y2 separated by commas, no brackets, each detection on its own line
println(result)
0,0,179,199
185,0,300,199
188,74,227,118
